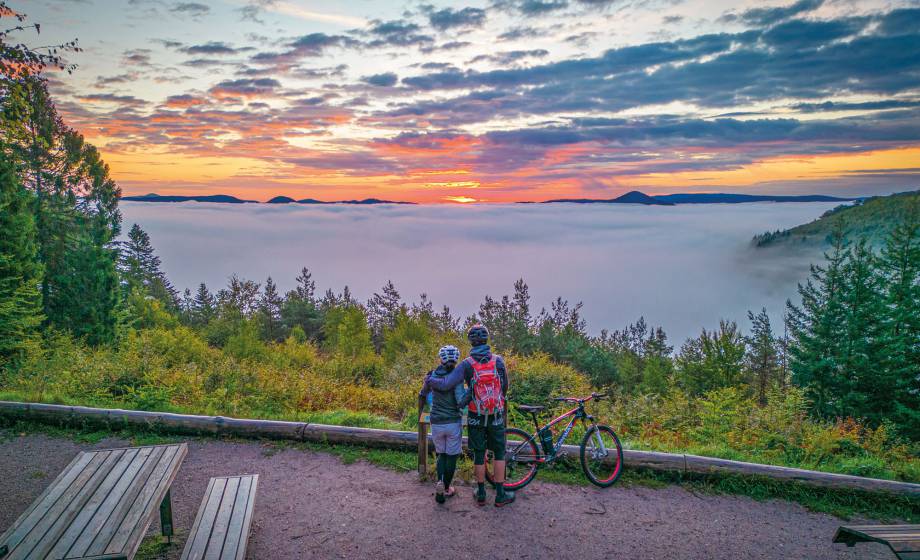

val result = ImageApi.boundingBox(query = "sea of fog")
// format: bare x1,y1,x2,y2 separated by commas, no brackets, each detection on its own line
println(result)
120,201,837,345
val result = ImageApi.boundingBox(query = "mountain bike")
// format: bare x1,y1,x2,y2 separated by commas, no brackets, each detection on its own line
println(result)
484,392,624,489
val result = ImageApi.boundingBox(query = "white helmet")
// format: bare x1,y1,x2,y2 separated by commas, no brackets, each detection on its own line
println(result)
438,345,460,364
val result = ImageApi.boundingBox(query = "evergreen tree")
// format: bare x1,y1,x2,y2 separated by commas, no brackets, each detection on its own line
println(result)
877,206,920,438
118,223,177,308
2,78,121,345
258,276,284,341
192,283,215,325
786,232,850,417
746,308,779,405
676,320,746,395
0,153,42,366
367,280,403,349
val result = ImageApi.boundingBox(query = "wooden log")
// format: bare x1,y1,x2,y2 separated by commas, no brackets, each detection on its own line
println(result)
683,454,920,494
2,401,918,496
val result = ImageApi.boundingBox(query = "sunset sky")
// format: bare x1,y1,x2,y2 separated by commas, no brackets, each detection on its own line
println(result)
20,0,920,202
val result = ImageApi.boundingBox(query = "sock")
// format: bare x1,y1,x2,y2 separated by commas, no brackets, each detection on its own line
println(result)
496,483,506,500
436,454,445,483
477,482,485,494
443,454,458,490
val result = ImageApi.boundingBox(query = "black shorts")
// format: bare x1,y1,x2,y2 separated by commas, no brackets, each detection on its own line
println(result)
468,421,506,461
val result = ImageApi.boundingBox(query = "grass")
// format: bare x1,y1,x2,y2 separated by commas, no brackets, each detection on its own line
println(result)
1,417,917,523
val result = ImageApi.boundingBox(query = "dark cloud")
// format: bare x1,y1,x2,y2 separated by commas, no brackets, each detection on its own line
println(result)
498,26,547,41
427,6,487,30
251,33,360,65
122,48,153,67
209,78,282,98
181,41,250,56
493,0,569,16
170,2,210,18
363,19,435,48
362,72,399,87
878,8,920,36
420,41,472,53
469,49,550,65
663,15,683,24
78,93,149,107
564,31,599,47
721,0,822,26
792,100,920,112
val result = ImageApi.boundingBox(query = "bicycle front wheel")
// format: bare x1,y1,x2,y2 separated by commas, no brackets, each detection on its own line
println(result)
580,425,624,487
484,427,541,490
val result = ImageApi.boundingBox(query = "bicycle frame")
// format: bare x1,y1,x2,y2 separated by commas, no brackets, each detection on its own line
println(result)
521,396,607,464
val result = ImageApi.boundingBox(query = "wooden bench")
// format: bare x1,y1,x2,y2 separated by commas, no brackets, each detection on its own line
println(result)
180,475,258,560
834,525,920,559
0,443,187,560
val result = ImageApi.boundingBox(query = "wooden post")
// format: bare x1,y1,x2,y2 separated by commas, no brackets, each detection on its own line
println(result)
417,412,429,479
159,489,173,541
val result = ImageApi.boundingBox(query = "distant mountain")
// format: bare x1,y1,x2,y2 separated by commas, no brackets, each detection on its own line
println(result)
540,191,856,205
122,193,257,203
267,196,296,204
296,198,415,205
753,190,919,248
543,190,674,205
654,193,856,204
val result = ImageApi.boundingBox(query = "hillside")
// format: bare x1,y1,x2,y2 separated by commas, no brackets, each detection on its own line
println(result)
543,190,673,205
753,190,919,248
122,193,257,203
654,193,854,204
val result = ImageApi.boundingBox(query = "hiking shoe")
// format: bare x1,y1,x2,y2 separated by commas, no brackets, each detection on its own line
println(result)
435,480,445,504
474,486,487,506
494,489,515,508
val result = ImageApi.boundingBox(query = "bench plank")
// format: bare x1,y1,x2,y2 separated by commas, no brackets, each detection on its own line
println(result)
101,444,186,557
834,525,920,559
221,476,257,560
181,475,259,560
47,447,150,558
0,444,187,560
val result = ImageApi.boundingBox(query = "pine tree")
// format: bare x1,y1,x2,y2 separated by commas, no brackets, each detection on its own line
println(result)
877,205,920,438
746,308,779,405
118,223,177,308
293,267,316,302
192,283,215,325
0,153,42,366
258,276,283,341
367,280,403,349
786,232,850,418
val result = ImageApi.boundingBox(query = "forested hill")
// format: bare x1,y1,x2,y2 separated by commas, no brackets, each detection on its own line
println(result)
753,190,919,248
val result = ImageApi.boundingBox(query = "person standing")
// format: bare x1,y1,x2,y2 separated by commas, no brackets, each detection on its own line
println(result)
425,325,514,507
418,345,465,504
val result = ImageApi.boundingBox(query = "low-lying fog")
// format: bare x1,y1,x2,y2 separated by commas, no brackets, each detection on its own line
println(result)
121,201,836,345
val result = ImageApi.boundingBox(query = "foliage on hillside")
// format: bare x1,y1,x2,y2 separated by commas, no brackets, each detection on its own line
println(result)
753,190,919,247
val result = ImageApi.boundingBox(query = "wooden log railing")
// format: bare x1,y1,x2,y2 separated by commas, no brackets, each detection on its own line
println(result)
1,401,918,496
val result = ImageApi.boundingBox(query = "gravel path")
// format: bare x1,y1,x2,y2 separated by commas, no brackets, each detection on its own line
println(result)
0,433,894,559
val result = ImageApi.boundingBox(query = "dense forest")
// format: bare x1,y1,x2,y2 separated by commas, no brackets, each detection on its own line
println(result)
1,4,918,482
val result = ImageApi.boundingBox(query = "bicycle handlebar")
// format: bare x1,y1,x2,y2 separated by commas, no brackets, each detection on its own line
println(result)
552,392,609,404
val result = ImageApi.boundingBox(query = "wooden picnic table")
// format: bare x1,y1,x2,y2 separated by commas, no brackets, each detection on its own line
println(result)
0,443,187,560
834,525,920,559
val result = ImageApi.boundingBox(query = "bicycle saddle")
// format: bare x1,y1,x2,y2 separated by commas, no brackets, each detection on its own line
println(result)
517,405,545,414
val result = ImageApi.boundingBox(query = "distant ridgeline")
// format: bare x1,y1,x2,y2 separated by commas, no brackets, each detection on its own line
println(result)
121,193,415,204
753,190,920,248
539,190,854,205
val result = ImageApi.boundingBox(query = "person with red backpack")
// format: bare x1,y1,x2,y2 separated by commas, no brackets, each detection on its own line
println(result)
424,324,514,507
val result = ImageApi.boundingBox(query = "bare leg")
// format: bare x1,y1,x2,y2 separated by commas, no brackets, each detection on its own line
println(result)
493,460,506,484
474,464,485,483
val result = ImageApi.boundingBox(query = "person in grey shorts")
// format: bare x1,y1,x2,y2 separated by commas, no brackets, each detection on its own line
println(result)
418,345,468,504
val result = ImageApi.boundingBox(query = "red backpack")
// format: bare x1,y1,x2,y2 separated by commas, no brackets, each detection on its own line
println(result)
468,356,504,417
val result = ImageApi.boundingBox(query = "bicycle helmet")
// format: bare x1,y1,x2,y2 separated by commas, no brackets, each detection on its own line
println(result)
467,324,489,346
438,345,460,364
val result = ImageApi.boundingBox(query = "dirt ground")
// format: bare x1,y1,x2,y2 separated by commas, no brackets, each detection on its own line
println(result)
0,433,895,560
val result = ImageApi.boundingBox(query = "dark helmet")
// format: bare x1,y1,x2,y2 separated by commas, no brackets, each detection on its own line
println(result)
467,324,489,346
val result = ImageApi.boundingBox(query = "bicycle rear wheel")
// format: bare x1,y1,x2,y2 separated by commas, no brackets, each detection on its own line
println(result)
484,427,541,490
580,425,624,487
